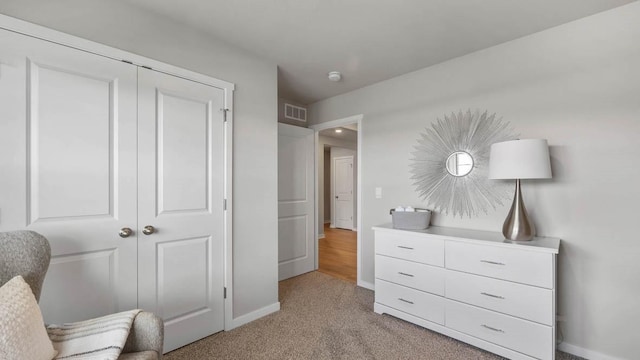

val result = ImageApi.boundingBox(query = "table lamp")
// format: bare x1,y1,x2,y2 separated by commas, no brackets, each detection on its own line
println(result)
489,139,552,241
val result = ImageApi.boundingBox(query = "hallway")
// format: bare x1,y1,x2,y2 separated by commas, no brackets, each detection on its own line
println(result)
318,224,357,283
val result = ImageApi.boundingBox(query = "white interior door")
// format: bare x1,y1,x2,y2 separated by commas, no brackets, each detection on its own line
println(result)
137,68,226,352
278,123,315,281
334,156,354,230
0,29,138,323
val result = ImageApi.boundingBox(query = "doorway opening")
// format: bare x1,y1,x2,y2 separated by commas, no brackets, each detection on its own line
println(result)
311,115,362,286
319,224,357,282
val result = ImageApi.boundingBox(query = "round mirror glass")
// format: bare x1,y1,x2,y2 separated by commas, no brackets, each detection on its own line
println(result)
446,151,474,177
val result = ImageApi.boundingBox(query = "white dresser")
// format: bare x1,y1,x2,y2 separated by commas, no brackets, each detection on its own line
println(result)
373,224,560,360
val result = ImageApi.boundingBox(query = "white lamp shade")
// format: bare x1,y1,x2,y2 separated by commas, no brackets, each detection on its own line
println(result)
489,139,552,179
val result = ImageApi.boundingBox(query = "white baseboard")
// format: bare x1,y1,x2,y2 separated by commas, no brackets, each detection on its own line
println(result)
351,228,357,232
558,342,625,360
357,280,375,291
229,302,280,330
318,233,325,239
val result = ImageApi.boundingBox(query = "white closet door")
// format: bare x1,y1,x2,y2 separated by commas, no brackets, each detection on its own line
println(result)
0,29,138,323
137,68,225,352
278,123,315,280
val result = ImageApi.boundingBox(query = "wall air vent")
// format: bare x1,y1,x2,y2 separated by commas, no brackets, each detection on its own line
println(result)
284,103,307,122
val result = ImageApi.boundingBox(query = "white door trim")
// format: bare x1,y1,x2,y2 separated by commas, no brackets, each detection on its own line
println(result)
310,114,367,289
0,14,234,91
223,94,234,330
0,13,236,331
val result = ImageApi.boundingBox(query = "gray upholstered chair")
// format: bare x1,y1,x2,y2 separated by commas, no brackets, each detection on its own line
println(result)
0,230,164,360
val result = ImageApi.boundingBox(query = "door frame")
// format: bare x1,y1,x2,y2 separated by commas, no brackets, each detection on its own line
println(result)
0,14,237,330
310,114,368,289
331,155,355,230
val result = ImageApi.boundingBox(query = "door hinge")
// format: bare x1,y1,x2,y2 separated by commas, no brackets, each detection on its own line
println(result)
221,108,229,122
224,287,227,299
223,199,227,210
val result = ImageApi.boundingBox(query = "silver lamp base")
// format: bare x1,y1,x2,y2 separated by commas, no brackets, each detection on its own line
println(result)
503,179,536,241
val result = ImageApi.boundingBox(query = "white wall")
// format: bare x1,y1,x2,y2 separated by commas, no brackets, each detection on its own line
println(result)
0,1,279,321
309,3,640,359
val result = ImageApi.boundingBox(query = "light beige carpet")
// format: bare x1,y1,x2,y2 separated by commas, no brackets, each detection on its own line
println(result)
165,271,582,360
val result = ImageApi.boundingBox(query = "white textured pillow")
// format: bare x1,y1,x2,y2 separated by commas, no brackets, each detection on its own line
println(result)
0,276,57,360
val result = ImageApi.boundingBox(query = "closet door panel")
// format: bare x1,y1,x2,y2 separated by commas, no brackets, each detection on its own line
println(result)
0,29,138,324
157,91,210,213
29,61,113,221
137,68,225,353
157,236,210,319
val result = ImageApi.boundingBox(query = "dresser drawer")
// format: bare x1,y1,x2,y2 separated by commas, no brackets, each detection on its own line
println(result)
445,241,553,288
446,270,553,325
446,300,553,360
376,255,445,296
375,231,444,266
375,279,445,325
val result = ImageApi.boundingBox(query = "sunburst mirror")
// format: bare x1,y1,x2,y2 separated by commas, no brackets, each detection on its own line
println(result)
410,110,517,217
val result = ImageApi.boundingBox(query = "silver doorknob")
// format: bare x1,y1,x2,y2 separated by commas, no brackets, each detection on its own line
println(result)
142,225,155,235
119,227,133,238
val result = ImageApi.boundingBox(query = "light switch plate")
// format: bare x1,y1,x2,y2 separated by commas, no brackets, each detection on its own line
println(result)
375,187,382,199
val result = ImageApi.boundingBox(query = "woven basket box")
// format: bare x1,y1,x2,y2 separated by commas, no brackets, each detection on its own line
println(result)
390,209,431,230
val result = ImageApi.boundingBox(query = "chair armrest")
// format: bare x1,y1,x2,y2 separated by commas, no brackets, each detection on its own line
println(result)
122,311,164,359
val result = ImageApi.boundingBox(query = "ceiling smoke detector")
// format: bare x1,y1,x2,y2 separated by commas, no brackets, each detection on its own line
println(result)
327,71,342,82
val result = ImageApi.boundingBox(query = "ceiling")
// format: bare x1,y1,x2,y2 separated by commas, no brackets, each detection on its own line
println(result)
319,127,358,143
1,0,635,104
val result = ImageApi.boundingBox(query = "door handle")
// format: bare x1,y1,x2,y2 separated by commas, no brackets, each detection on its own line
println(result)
119,227,133,238
142,225,155,235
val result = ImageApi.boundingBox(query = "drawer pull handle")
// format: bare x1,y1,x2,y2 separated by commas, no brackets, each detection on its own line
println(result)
398,272,415,277
481,324,505,333
398,298,414,305
481,292,505,300
397,245,414,250
480,260,506,266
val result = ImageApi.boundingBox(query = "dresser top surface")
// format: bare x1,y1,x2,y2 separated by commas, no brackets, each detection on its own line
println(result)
373,224,560,254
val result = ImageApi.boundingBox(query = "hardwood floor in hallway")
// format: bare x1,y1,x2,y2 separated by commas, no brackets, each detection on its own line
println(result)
318,224,357,283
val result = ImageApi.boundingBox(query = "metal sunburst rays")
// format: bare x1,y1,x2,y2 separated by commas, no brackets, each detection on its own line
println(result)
410,109,517,217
